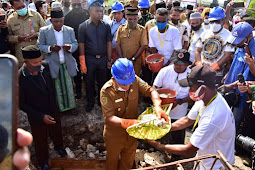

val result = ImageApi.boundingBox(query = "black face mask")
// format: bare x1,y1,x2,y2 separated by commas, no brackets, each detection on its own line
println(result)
171,18,179,25
64,2,71,8
26,62,41,72
191,24,201,31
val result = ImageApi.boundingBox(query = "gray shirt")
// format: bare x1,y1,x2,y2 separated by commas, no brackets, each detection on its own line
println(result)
78,19,112,56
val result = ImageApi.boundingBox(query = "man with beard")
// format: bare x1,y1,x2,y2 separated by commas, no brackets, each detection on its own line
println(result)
137,0,154,27
188,12,204,63
116,8,147,76
170,7,189,50
64,0,90,99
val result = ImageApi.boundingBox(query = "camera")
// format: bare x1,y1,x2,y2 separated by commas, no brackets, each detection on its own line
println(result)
236,135,255,153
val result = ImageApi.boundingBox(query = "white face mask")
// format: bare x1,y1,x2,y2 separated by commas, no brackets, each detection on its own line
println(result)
210,23,222,33
118,87,128,91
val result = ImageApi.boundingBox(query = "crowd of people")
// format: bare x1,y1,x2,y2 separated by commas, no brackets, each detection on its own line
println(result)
0,0,255,169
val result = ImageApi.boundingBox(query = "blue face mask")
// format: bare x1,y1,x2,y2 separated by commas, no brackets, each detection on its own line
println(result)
17,7,28,16
204,19,209,24
156,21,167,31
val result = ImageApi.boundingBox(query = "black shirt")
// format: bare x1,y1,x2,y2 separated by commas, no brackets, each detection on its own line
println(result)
0,28,10,53
64,9,90,40
78,19,112,56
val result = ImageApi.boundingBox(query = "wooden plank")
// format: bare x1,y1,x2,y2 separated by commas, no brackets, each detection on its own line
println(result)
50,158,106,170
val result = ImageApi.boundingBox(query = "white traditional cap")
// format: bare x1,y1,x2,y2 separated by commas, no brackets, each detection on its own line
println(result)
190,12,202,20
51,2,62,9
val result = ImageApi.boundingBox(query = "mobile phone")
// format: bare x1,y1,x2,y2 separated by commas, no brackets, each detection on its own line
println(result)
0,55,18,169
233,2,244,8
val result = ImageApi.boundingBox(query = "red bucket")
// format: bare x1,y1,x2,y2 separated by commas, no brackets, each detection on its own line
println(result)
146,53,164,73
158,89,177,105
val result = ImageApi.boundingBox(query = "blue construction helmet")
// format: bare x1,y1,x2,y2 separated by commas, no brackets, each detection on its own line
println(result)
112,1,124,13
209,6,226,21
111,58,136,85
138,0,150,9
88,0,104,9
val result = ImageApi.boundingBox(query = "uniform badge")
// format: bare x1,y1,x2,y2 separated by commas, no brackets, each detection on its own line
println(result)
178,53,184,59
101,97,108,106
202,36,224,62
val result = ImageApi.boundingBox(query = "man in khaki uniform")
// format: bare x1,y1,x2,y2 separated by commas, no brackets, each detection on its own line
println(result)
116,8,147,76
7,0,46,66
101,58,169,170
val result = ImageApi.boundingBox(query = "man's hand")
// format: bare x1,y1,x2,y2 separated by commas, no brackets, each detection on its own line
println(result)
237,82,252,94
146,140,163,150
154,106,169,123
62,44,71,51
244,53,255,68
226,1,234,10
50,44,61,52
25,33,37,41
79,55,87,74
18,35,28,42
13,128,33,169
43,115,56,124
107,61,112,69
121,119,140,129
218,83,235,92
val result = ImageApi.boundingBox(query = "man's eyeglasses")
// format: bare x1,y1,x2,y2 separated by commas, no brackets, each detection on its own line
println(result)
72,3,81,7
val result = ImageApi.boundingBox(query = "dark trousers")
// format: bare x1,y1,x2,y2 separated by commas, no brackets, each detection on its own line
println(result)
86,56,108,105
72,50,82,94
141,64,152,86
30,115,64,166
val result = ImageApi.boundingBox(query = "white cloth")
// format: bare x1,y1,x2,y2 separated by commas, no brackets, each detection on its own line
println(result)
188,93,235,169
253,30,255,37
196,28,235,66
103,15,112,25
28,2,37,11
188,26,205,62
183,20,191,37
153,65,190,119
149,25,182,65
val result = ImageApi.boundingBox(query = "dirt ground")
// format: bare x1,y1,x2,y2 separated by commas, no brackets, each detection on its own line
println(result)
18,88,253,170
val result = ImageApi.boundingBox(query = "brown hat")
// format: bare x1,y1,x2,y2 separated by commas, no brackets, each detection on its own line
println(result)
178,65,216,88
170,49,192,65
126,8,138,15
21,45,41,59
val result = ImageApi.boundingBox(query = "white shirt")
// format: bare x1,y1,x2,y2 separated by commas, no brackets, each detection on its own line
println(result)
253,30,255,37
53,28,65,63
188,93,235,169
28,3,37,11
183,20,191,37
202,23,210,30
103,15,112,25
149,25,182,65
153,65,190,119
196,28,235,66
188,26,205,62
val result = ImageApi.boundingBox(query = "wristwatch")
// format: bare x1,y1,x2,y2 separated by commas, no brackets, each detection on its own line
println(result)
178,99,183,105
131,57,136,61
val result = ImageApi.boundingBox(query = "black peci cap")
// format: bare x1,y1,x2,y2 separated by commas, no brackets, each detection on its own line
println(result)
50,10,64,18
21,45,41,59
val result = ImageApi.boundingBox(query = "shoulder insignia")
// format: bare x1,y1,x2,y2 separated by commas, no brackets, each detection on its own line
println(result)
101,97,108,106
